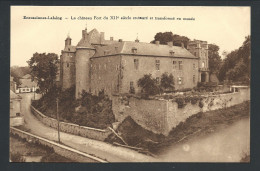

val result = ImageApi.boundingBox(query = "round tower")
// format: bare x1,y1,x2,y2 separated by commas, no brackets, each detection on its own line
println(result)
75,27,95,99
60,35,76,90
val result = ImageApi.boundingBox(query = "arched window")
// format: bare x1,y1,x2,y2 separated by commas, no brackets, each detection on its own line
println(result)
202,61,205,68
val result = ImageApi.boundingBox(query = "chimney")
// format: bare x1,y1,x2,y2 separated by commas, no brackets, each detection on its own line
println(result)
167,42,173,47
110,37,114,41
181,42,184,48
82,29,88,39
119,39,123,42
155,41,160,45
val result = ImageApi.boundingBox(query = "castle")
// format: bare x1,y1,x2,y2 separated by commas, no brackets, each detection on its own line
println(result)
60,27,209,99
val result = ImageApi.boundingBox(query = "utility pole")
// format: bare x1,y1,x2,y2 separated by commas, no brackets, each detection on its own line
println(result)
33,86,35,100
56,97,60,143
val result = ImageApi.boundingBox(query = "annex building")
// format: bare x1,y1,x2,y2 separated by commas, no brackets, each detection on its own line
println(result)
59,27,209,98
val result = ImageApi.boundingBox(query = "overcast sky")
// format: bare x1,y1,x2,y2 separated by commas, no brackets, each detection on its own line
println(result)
11,6,250,66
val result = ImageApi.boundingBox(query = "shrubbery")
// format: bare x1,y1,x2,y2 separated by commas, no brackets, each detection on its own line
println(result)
32,87,115,129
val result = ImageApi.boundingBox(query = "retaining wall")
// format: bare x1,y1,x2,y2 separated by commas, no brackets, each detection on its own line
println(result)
10,127,106,163
112,88,250,135
30,106,112,141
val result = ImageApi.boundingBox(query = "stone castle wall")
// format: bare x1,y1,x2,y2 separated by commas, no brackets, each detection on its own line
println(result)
112,88,250,135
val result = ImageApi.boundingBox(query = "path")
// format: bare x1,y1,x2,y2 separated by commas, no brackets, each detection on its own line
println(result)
20,93,155,162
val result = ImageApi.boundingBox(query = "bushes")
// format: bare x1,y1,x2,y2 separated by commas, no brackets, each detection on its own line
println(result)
175,96,203,108
32,87,115,129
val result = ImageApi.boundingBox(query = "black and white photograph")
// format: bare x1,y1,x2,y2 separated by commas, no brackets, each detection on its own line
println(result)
9,6,250,163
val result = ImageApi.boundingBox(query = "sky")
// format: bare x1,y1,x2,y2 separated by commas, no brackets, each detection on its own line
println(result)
11,6,250,66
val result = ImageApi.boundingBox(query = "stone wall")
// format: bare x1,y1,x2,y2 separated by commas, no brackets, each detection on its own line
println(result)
121,55,199,94
10,127,106,163
112,88,250,135
30,106,112,141
112,95,168,134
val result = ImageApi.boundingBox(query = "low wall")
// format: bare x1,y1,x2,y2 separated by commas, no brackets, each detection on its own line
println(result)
30,106,112,141
10,127,107,163
112,88,250,135
10,117,24,127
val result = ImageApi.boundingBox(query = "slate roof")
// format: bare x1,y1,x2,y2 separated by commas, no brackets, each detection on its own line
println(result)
10,90,22,99
92,41,197,59
64,45,76,52
19,78,37,88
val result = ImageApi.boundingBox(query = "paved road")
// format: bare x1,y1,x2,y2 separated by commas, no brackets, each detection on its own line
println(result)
20,93,155,162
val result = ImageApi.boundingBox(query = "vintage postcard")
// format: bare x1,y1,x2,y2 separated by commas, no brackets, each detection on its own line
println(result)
10,6,250,162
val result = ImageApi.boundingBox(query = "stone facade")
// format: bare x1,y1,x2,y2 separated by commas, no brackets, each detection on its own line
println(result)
112,88,250,135
59,27,209,98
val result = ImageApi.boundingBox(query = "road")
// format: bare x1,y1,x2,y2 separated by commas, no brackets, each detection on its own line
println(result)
19,93,250,162
20,93,155,162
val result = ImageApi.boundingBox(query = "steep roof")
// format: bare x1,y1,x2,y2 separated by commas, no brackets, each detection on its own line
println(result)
10,90,22,99
92,41,197,58
64,45,76,52
22,74,31,79
19,78,37,88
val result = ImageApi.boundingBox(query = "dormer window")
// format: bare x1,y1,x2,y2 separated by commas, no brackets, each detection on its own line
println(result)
132,47,137,54
169,50,175,56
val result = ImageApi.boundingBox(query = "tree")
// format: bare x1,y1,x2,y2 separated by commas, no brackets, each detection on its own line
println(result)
137,74,160,96
208,44,222,74
218,36,250,84
151,32,190,48
160,72,174,91
27,53,58,95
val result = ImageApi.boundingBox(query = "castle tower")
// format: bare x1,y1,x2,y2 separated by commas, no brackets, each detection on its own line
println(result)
60,34,76,90
75,27,96,99
187,40,209,82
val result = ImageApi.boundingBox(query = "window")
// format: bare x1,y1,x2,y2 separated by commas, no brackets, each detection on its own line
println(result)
67,63,69,67
132,47,137,53
194,52,197,56
202,61,205,68
173,61,177,70
193,63,196,70
155,60,160,70
16,113,20,117
130,81,134,88
179,61,183,70
193,75,195,83
116,64,120,71
178,77,183,85
156,77,160,84
134,59,139,70
169,50,174,56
